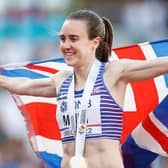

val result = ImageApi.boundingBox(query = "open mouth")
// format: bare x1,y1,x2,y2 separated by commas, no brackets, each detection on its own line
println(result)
65,53,73,56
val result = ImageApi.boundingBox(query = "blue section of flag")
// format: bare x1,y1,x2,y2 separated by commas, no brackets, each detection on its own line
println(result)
27,58,65,66
153,95,168,128
1,68,48,79
150,39,168,88
150,39,168,57
122,135,158,168
162,74,168,88
39,152,62,168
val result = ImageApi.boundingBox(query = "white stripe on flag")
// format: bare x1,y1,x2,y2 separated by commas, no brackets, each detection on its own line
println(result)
124,83,136,111
110,51,119,61
139,43,168,102
132,123,168,156
30,135,63,157
149,112,168,138
35,62,72,71
111,51,136,111
139,42,156,60
154,75,168,103
18,95,57,105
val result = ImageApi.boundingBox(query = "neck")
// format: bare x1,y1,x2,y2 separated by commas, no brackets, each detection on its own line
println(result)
74,58,96,90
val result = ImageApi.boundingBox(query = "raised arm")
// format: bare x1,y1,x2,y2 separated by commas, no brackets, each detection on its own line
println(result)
0,75,56,97
119,57,168,83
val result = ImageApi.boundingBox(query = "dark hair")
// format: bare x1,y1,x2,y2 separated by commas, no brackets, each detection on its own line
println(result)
66,9,113,62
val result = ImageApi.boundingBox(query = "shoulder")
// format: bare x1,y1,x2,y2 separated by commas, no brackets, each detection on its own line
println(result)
104,59,133,84
105,60,123,75
54,70,72,79
106,59,134,74
52,70,72,93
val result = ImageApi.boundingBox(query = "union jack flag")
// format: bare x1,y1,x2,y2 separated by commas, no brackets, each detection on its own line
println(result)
1,39,168,168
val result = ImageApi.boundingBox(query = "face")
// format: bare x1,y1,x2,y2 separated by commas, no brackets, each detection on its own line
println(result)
59,19,100,67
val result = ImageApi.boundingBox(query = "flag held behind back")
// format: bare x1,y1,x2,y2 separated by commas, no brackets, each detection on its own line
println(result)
1,39,168,168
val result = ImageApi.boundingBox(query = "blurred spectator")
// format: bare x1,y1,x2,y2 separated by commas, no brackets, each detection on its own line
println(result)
0,138,44,168
122,0,167,42
33,40,61,60
0,119,7,148
0,38,33,65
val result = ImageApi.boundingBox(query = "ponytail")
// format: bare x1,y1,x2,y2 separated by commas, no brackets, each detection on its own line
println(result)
96,17,113,62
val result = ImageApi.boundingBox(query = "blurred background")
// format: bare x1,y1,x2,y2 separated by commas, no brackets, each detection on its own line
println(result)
0,0,167,167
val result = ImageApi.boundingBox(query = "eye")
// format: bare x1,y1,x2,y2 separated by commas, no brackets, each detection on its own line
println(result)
60,35,66,42
70,35,78,42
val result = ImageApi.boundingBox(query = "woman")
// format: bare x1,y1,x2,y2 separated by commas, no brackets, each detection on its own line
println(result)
0,9,168,168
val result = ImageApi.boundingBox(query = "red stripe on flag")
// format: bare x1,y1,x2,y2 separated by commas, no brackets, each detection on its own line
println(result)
19,102,61,140
26,65,59,74
113,44,146,60
142,115,168,154
114,45,159,143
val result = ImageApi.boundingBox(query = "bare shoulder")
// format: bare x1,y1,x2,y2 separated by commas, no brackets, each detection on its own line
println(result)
52,70,72,93
104,59,134,87
53,70,72,79
106,59,134,75
105,60,124,76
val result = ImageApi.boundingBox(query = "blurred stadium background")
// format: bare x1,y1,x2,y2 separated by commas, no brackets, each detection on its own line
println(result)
0,0,167,167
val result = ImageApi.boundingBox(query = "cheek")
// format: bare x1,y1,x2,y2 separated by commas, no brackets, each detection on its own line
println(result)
82,43,92,54
59,44,64,53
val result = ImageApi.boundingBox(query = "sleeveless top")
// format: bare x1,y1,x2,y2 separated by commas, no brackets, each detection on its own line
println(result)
56,63,123,143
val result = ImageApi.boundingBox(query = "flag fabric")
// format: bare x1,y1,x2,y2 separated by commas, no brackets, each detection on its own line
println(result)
0,58,69,168
112,39,168,143
122,95,168,168
115,39,168,167
0,39,168,168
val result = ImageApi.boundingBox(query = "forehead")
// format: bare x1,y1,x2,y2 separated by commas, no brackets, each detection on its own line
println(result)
60,19,88,36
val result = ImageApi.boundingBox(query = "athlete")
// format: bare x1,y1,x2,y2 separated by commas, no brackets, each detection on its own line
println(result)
0,9,168,168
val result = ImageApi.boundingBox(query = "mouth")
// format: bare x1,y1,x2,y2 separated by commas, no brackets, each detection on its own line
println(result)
65,52,73,56
64,52,75,59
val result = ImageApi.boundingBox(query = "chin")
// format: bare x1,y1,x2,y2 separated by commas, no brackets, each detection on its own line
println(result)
65,59,75,67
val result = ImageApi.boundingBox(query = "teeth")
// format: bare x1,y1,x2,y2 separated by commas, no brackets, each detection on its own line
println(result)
65,53,73,56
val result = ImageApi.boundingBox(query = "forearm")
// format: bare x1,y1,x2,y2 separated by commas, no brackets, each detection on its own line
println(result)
0,75,34,95
0,75,56,97
121,57,168,82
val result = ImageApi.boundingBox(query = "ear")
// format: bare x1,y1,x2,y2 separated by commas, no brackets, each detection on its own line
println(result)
92,36,101,49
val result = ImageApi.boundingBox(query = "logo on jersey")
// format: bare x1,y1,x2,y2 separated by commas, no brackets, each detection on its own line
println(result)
79,125,86,134
60,101,67,113
92,87,100,94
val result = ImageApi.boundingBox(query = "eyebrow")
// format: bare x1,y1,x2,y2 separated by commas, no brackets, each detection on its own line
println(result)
59,34,79,38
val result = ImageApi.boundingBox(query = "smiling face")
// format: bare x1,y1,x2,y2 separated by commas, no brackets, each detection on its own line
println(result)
59,19,100,68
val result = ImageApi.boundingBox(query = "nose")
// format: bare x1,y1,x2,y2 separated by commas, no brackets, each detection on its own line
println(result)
61,39,72,49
